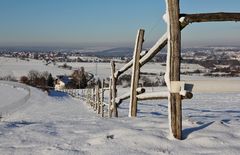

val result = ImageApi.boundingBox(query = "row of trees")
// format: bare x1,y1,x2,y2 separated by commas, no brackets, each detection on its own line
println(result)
19,67,90,90
71,67,88,89
20,70,54,89
0,75,17,82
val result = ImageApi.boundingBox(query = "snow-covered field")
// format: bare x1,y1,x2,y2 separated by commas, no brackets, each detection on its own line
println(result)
0,57,72,79
0,57,240,154
0,57,205,80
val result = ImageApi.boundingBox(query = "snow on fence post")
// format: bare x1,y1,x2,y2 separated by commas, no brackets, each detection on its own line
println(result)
166,0,182,140
129,29,145,117
101,79,105,117
110,61,118,117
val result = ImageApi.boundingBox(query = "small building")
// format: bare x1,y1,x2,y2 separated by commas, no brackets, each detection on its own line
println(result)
55,75,72,90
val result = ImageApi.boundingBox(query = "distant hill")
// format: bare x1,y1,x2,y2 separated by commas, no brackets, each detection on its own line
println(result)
81,47,134,57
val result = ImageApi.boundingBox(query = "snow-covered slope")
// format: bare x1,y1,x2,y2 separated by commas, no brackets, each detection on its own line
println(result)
0,81,240,155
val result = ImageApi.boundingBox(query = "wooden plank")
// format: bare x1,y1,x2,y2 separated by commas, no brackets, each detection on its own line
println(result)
167,0,182,140
181,12,240,23
114,51,148,78
129,29,145,117
180,80,240,93
137,92,168,100
116,87,145,105
102,87,110,90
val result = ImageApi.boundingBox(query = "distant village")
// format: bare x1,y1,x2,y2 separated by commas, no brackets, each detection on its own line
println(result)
1,46,240,69
0,47,132,64
0,46,240,91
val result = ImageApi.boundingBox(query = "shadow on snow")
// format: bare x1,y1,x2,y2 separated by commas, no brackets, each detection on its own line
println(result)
182,121,214,139
48,90,69,98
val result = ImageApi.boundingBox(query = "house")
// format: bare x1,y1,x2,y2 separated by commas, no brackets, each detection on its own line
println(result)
55,75,72,90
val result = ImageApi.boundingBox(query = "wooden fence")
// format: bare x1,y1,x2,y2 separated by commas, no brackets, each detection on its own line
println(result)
61,79,109,117
107,0,240,140
62,0,240,140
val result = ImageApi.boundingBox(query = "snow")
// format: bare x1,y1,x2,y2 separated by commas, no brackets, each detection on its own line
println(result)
0,57,206,81
0,57,72,79
0,81,30,115
0,83,28,109
0,80,239,154
164,0,174,137
0,57,240,154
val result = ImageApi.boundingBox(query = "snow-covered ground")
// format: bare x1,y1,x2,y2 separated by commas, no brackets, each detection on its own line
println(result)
0,81,240,155
0,57,205,80
0,57,72,79
0,57,240,154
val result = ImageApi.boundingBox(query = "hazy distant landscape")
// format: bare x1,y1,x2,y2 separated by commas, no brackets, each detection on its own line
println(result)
1,0,240,154
1,45,240,79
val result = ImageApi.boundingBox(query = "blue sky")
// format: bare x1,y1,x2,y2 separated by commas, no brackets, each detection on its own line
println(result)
0,0,240,48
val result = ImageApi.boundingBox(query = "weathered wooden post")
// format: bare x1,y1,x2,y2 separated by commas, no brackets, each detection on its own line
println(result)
94,86,98,111
129,29,145,117
86,89,88,103
92,88,95,108
166,0,182,139
101,79,105,117
96,85,100,113
97,86,101,114
108,78,113,117
81,89,84,99
88,89,93,106
110,61,118,117
87,89,91,105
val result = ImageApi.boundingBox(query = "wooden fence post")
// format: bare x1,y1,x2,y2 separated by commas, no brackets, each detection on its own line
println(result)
95,86,99,111
101,79,105,117
92,88,95,108
96,85,101,114
111,61,118,117
87,89,91,105
108,78,113,117
166,0,182,140
129,29,145,117
94,86,97,111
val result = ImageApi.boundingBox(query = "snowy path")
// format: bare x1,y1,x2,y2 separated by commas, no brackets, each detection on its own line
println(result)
0,81,30,116
0,83,239,154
